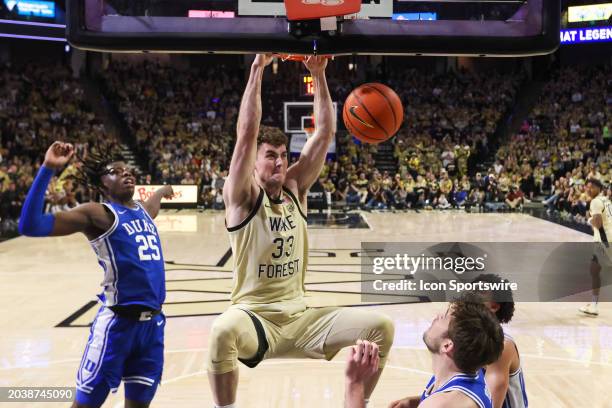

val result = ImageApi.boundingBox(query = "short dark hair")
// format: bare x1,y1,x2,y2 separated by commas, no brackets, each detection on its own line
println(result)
257,126,288,148
471,273,515,324
586,178,603,190
448,292,504,374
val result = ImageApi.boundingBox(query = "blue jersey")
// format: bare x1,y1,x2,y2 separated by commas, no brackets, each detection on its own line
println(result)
421,370,492,408
90,202,165,310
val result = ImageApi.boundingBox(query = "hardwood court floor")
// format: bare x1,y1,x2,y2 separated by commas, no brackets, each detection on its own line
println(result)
1,211,610,407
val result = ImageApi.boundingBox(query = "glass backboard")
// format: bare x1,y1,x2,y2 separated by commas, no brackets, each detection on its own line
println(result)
66,0,560,56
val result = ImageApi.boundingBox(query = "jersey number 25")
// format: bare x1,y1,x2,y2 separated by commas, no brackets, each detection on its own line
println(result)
136,235,161,261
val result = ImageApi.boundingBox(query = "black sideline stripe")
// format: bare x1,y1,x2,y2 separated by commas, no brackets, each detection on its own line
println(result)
216,247,233,266
56,300,97,327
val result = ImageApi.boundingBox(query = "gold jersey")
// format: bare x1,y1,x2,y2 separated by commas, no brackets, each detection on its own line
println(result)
227,186,308,321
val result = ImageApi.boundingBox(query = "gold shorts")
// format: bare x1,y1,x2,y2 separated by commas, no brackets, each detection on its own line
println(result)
207,304,394,374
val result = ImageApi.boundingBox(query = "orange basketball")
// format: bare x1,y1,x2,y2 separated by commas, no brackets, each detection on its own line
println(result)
342,83,404,144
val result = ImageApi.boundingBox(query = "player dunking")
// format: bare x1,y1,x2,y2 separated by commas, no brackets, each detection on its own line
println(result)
579,178,611,317
207,54,394,407
19,142,172,408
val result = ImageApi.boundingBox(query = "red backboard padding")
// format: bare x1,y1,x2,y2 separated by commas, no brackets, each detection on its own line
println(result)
284,0,361,21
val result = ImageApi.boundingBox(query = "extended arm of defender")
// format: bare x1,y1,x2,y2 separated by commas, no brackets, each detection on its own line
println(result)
345,381,366,408
344,341,380,408
50,203,111,236
287,56,335,201
223,54,272,208
142,185,174,219
19,142,111,237
18,165,59,237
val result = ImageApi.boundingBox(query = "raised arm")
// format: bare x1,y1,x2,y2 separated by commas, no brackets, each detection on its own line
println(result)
19,142,113,238
286,56,336,203
142,185,174,219
344,340,380,408
223,54,273,212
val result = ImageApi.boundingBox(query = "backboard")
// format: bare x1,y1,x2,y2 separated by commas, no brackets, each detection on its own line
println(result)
285,102,338,156
66,0,560,56
284,101,338,134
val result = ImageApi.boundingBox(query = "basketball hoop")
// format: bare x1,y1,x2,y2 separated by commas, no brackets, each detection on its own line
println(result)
303,114,316,136
304,127,316,137
277,54,332,62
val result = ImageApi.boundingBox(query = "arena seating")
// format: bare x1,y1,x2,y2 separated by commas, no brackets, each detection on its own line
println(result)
100,59,524,211
494,63,611,222
2,58,610,239
0,62,110,237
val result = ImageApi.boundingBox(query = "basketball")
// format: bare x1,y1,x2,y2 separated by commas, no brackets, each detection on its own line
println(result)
342,83,403,144
6,2,606,407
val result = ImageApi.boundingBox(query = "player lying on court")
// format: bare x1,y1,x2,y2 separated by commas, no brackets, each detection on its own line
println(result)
345,293,504,408
19,142,172,408
579,178,611,317
207,54,395,408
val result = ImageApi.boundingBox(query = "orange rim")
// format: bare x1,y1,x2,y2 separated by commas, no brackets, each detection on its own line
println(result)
277,54,332,62
278,54,307,61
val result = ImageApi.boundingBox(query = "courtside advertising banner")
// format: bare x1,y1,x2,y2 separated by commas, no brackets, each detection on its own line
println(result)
133,185,198,204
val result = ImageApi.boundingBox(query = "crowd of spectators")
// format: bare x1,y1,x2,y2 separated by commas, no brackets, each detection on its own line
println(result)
101,57,377,209
0,62,110,236
1,57,610,239
314,66,523,210
102,59,245,209
490,63,611,222
104,58,523,211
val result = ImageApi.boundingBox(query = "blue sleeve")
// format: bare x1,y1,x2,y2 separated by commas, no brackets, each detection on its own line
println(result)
18,166,56,237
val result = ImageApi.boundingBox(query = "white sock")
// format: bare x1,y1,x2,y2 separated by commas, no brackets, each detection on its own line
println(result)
365,398,369,407
215,404,235,408
592,295,599,305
